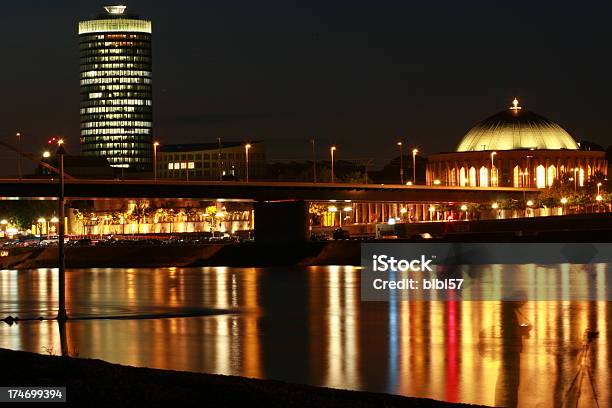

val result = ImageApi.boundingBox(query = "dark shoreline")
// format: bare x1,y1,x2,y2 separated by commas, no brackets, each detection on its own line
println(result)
0,348,488,407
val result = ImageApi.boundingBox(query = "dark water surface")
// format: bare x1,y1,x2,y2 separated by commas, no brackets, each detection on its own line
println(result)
0,266,609,407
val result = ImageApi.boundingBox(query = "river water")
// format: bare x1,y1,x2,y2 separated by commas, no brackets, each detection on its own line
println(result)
0,266,609,407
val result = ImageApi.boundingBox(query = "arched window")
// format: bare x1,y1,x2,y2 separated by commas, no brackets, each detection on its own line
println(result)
459,167,467,186
536,165,546,189
547,165,556,187
479,166,489,187
469,167,477,187
450,168,457,186
513,165,521,187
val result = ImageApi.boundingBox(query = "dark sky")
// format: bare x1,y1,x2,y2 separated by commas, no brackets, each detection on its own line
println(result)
1,0,611,175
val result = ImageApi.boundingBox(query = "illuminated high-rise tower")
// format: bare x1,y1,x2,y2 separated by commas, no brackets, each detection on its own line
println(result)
79,5,153,171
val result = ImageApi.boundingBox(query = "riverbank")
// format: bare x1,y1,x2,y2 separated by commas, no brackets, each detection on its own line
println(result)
0,348,487,407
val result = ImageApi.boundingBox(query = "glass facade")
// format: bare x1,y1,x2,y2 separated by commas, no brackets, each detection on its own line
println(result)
79,8,153,170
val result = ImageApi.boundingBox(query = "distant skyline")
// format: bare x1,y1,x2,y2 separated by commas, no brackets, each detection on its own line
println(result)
1,0,611,175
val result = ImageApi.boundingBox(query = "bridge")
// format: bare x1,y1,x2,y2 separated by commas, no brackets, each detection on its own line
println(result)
0,178,538,202
0,178,540,242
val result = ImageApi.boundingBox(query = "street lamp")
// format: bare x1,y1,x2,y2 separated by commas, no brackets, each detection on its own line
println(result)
412,148,418,184
245,143,252,182
311,138,317,183
560,197,568,215
16,132,22,180
397,141,404,184
433,179,441,185
42,151,51,158
428,205,436,222
56,138,67,321
597,182,602,196
153,141,160,182
460,204,468,220
573,167,578,191
330,146,337,183
526,200,533,217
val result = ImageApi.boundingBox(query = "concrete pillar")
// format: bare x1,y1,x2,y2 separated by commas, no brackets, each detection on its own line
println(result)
254,200,308,243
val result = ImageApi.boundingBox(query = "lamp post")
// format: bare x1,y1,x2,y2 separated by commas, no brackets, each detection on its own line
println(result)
244,143,252,182
330,146,337,183
560,197,568,215
397,141,404,184
573,167,578,191
153,141,159,182
412,148,418,184
217,137,223,181
460,204,468,221
56,139,67,321
16,132,22,180
597,182,602,196
311,138,317,183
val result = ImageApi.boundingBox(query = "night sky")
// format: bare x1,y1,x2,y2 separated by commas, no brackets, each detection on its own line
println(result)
1,0,611,176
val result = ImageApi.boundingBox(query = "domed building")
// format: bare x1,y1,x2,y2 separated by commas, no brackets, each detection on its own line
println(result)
426,99,607,188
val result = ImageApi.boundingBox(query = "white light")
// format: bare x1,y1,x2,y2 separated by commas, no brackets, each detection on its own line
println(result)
460,205,468,211
104,5,127,14
400,207,407,214
343,206,352,212
42,151,51,158
50,217,59,223
526,200,534,207
387,217,396,225
491,202,499,209
328,206,338,213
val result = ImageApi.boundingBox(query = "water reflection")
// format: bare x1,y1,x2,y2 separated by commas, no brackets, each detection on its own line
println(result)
0,266,609,407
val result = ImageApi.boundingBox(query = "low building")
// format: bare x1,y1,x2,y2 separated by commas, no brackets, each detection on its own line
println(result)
157,141,266,181
426,99,607,188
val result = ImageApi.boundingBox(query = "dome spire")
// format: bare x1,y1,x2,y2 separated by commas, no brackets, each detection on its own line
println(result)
510,97,522,111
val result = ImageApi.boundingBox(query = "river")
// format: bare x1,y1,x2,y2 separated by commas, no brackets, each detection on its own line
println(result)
0,266,609,407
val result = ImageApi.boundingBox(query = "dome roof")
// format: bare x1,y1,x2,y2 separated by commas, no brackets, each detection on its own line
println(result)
456,99,579,152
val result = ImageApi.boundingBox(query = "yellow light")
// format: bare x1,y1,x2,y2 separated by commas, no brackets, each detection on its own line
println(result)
343,206,352,212
328,205,338,213
433,179,441,185
596,195,603,202
57,139,64,145
428,206,436,212
526,200,534,207
330,146,337,151
460,205,468,211
491,202,499,209
153,141,160,147
37,217,46,223
42,151,51,158
560,197,568,204
412,148,418,154
50,217,59,223
405,181,413,186
245,143,252,149
397,141,402,146
0,219,8,225
400,207,408,214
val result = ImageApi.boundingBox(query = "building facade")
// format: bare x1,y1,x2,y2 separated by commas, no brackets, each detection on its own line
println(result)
426,99,607,188
78,5,153,171
157,141,266,181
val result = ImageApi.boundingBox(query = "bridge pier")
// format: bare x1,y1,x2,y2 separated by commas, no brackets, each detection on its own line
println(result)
254,200,308,243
